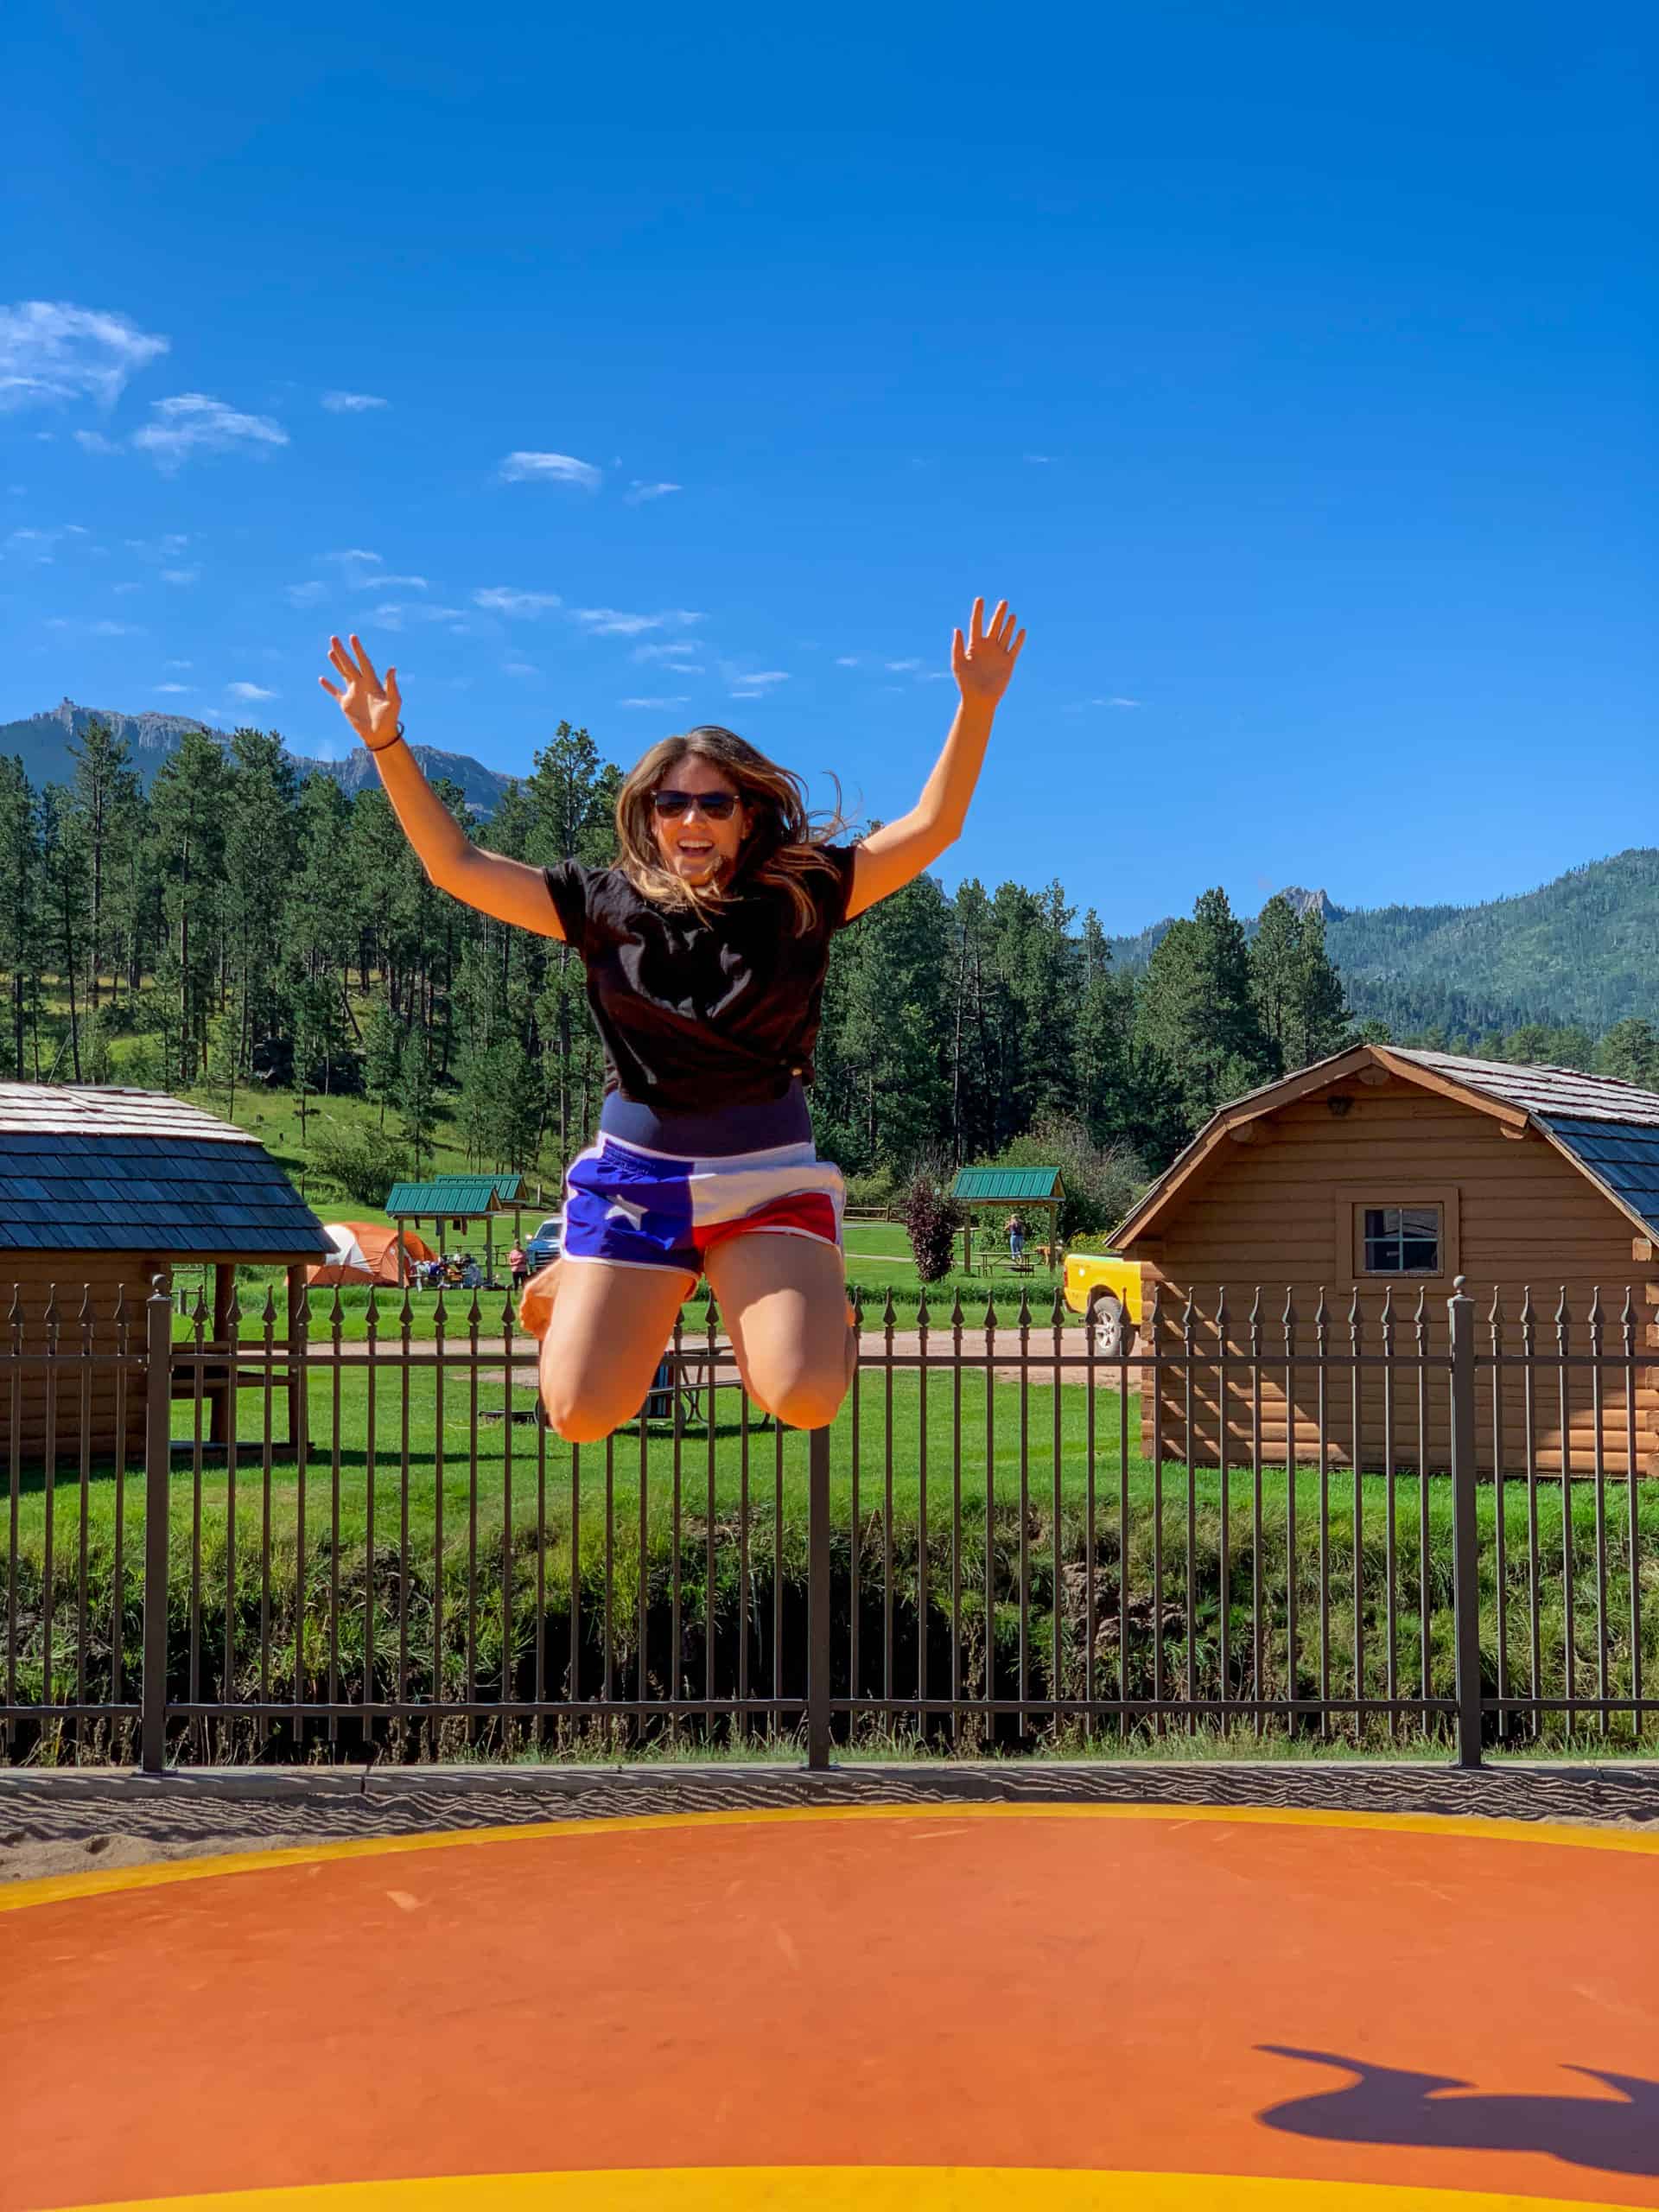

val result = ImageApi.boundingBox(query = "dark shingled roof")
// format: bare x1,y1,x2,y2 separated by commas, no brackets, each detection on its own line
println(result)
1392,1050,1659,1128
0,1084,329,1255
1534,1116,1659,1241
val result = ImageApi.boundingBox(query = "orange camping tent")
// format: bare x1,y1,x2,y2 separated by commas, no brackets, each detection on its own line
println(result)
306,1222,435,1287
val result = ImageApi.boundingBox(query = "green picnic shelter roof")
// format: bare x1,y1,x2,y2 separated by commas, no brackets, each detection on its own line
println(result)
385,1173,524,1217
948,1166,1065,1204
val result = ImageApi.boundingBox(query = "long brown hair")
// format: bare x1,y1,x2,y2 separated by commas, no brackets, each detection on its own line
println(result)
614,725,852,934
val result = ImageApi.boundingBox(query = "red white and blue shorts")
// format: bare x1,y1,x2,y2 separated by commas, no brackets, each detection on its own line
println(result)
562,1131,845,1281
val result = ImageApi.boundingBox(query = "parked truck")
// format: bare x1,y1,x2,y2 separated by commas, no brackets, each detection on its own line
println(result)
1060,1250,1143,1357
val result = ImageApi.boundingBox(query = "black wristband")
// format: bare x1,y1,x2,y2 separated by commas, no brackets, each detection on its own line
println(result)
365,721,407,755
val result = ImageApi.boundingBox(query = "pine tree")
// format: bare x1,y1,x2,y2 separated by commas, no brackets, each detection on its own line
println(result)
399,1027,437,1180
67,715,140,1018
361,991,404,1131
0,761,42,1081
1251,896,1351,1071
1596,1018,1659,1087
148,727,230,1086
1135,887,1275,1140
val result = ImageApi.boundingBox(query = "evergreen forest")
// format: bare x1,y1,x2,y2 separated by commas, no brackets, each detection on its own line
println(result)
4,716,1659,1234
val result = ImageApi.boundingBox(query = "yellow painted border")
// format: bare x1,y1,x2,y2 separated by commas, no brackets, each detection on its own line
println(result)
7,1797,1659,1916
52,2166,1632,2212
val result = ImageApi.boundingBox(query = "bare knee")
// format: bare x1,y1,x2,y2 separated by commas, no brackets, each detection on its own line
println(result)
747,1357,849,1432
544,1393,622,1446
539,1344,643,1445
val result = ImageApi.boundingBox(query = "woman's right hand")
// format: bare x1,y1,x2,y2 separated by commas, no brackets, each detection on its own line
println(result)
319,633,402,750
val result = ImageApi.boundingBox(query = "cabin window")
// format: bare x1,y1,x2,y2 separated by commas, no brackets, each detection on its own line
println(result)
1362,1205,1441,1275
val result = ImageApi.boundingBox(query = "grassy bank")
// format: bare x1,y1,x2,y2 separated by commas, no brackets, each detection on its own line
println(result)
8,1360,1659,1764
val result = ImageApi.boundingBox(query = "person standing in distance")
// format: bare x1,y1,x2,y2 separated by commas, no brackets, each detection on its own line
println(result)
321,596,1026,1440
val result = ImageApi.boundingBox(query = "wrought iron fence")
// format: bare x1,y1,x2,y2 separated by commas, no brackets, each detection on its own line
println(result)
4,1274,1657,1769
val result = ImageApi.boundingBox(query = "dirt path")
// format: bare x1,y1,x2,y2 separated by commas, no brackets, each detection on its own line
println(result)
318,1329,1135,1394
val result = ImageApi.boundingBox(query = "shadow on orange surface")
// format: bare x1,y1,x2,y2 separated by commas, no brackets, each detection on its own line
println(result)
1259,2049,1659,2179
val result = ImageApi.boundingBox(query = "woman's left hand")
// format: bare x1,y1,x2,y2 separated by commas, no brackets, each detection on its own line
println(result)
951,597,1026,706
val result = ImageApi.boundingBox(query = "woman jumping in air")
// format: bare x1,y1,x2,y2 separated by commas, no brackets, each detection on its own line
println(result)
321,596,1025,1440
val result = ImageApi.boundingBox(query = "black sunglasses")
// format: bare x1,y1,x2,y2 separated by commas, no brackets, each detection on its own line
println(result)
652,788,739,820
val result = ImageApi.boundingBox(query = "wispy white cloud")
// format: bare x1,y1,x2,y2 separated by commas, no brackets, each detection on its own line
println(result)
576,607,701,637
474,587,562,617
619,696,690,709
370,602,467,631
1093,696,1141,709
154,682,192,694
632,639,703,665
835,655,861,668
3,524,77,561
45,616,144,637
354,572,427,590
161,566,200,586
73,429,120,455
132,392,288,470
502,660,540,677
725,667,790,700
327,548,381,566
321,391,388,412
227,681,276,701
623,480,682,505
499,450,601,490
112,581,142,595
286,581,327,607
885,658,923,673
1024,453,1052,464
721,664,788,690
0,300,169,413
166,658,192,669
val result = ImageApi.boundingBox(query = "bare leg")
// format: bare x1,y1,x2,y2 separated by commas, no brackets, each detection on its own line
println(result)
535,1261,694,1444
703,1233,853,1431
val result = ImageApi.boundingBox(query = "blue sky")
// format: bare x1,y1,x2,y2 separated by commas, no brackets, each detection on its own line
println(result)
3,2,1653,932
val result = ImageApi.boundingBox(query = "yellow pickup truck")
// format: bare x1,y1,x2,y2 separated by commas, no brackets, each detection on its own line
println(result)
1061,1251,1143,1356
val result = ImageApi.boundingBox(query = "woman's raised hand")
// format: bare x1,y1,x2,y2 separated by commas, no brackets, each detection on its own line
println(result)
319,634,402,750
951,597,1026,706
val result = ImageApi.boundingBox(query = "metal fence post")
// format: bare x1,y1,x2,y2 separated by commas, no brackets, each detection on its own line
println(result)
806,1424,832,1770
1448,1276,1483,1770
140,1272,174,1777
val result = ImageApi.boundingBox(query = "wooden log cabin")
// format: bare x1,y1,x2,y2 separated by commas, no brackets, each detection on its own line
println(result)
1110,1046,1659,1478
2,1084,333,1468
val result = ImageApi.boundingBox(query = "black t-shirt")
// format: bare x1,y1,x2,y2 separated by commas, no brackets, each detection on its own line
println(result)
543,847,860,1113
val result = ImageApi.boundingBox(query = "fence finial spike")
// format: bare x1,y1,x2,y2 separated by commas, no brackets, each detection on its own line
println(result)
1016,1286,1032,1331
917,1289,931,1338
949,1290,964,1332
1453,1273,1468,1295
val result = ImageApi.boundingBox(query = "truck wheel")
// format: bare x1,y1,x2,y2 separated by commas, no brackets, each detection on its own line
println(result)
1088,1291,1136,1361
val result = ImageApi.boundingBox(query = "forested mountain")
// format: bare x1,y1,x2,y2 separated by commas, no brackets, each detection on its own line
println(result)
0,699,515,818
1113,852,1659,1039
3,709,1656,1213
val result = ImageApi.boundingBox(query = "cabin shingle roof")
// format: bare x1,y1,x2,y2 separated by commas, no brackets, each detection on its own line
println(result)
0,1084,329,1256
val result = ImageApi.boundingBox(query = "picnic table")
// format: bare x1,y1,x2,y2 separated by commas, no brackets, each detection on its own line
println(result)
641,1345,772,1427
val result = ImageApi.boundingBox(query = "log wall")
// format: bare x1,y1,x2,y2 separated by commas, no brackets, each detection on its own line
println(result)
1122,1076,1659,1478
